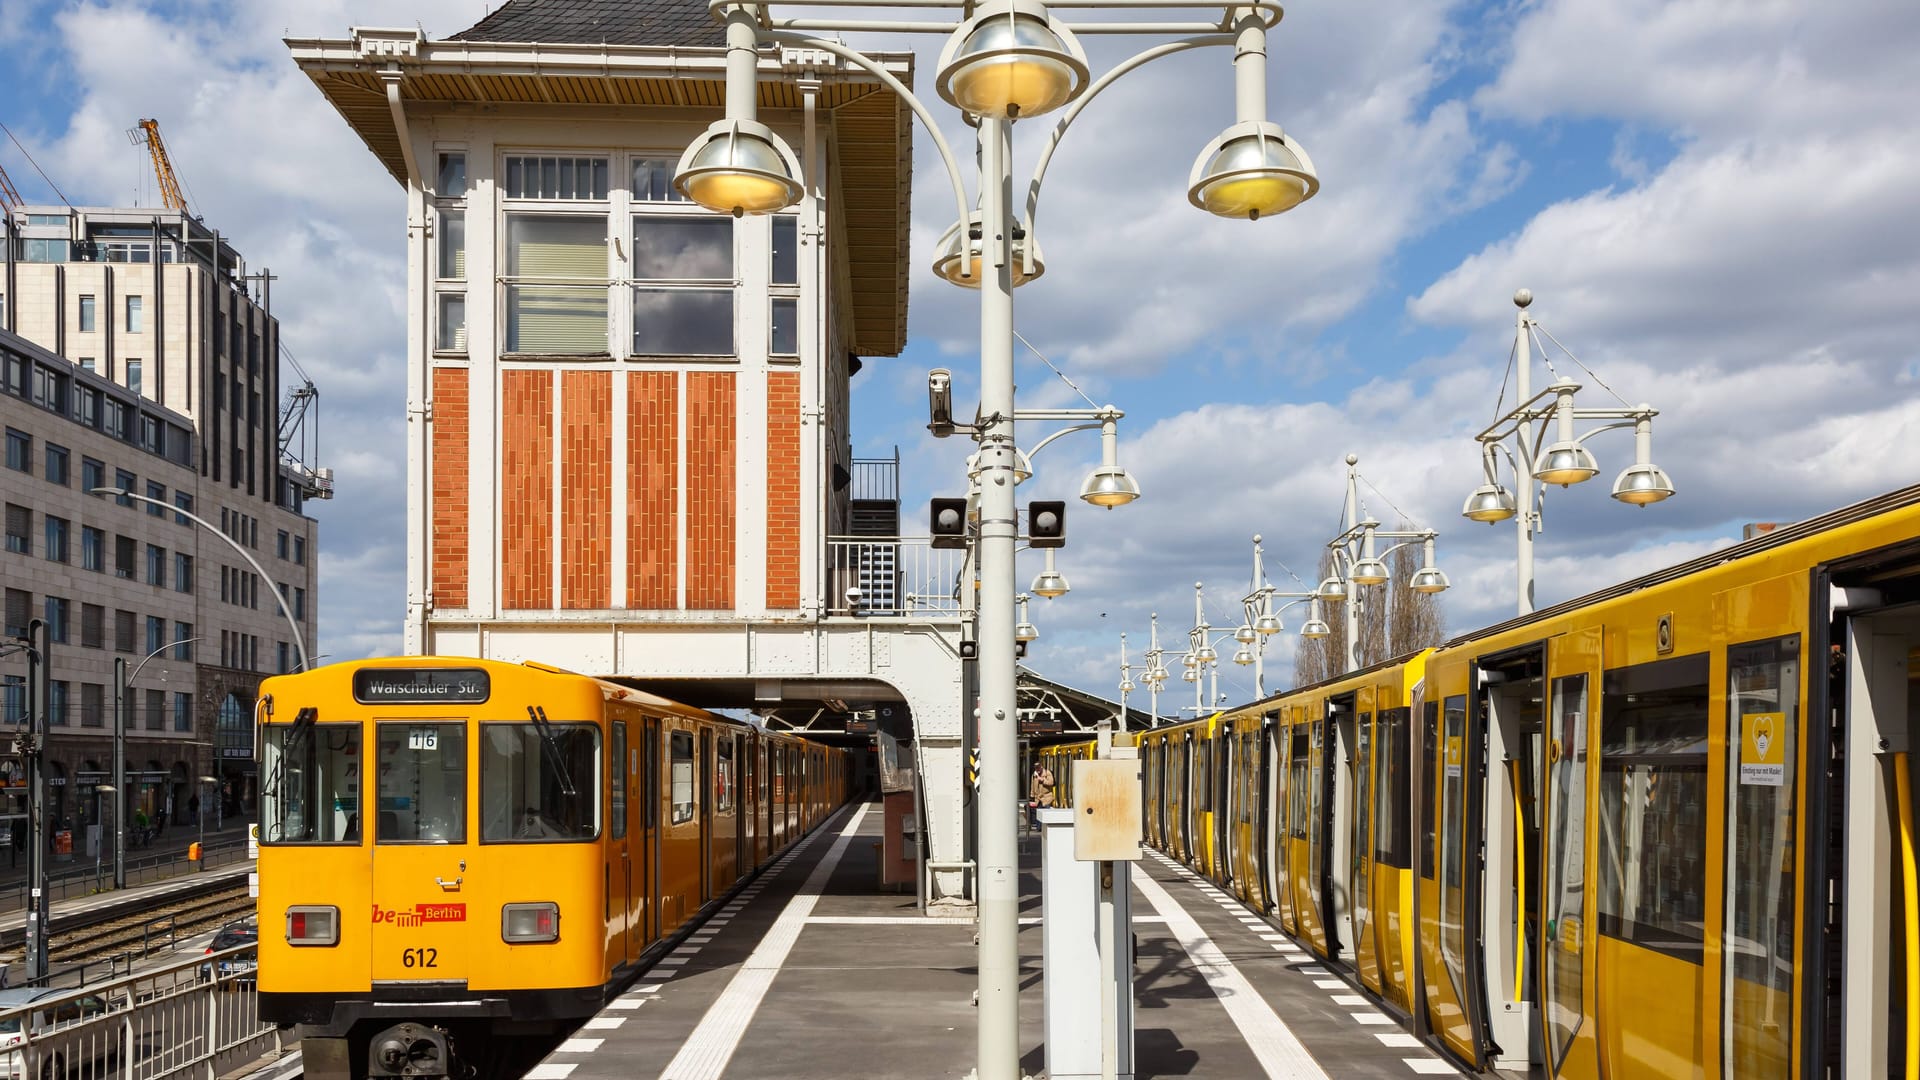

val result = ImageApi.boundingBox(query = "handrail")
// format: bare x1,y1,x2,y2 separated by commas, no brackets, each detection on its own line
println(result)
1509,758,1524,1003
1895,751,1916,1080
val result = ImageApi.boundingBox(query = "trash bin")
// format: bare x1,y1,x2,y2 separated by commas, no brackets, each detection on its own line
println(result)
188,841,203,867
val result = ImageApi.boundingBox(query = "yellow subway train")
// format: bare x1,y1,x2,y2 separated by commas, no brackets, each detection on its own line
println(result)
252,657,847,1080
1106,484,1920,1078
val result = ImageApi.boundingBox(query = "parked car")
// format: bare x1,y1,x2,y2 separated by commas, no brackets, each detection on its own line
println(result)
0,987,109,1080
198,920,259,986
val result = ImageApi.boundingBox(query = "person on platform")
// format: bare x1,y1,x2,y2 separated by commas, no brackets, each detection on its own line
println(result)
1028,764,1055,828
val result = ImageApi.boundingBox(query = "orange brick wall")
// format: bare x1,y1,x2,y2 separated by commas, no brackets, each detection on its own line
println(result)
628,372,679,609
686,372,736,610
561,371,612,609
501,369,554,609
430,368,469,609
766,371,801,609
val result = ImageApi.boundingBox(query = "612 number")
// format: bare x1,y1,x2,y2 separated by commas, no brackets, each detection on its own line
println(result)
400,947,439,969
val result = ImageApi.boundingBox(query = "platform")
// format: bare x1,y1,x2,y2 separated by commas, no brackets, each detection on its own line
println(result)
533,800,1464,1079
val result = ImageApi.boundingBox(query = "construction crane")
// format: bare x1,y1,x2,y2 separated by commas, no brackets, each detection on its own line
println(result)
127,119,189,213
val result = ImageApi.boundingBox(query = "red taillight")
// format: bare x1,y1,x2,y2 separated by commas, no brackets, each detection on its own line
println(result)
286,906,339,946
291,912,306,938
538,909,556,937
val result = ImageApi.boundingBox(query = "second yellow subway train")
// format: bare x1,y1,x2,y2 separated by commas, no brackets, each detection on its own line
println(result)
1062,483,1920,1079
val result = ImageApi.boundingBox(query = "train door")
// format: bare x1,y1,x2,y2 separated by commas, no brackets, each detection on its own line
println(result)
368,720,469,987
645,717,660,942
1172,735,1189,862
1540,629,1599,1079
1274,709,1295,932
1216,729,1234,886
1472,644,1546,1072
1326,693,1357,962
1373,705,1414,1010
1822,587,1920,1078
700,729,714,901
735,735,750,878
1289,715,1317,944
1353,705,1379,992
612,719,633,968
1257,715,1277,915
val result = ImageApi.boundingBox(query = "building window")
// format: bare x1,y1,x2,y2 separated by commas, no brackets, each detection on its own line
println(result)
146,688,165,731
4,428,28,472
770,298,799,356
630,215,734,356
294,586,307,621
437,152,466,196
49,681,68,726
146,543,166,587
79,295,97,333
174,552,193,593
79,357,95,374
438,210,465,279
3,589,28,638
1,676,20,725
173,691,192,733
772,215,800,285
43,516,68,563
42,597,68,643
82,457,105,495
5,503,30,554
293,534,307,565
503,215,609,354
20,239,68,262
277,530,289,559
631,157,691,202
80,603,103,648
771,214,800,356
126,295,143,333
146,615,164,656
44,443,68,486
115,534,136,579
437,293,467,352
114,609,135,653
81,526,103,572
173,491,192,526
145,480,166,517
277,641,290,674
126,359,143,397
504,156,608,199
114,470,135,508
81,683,104,728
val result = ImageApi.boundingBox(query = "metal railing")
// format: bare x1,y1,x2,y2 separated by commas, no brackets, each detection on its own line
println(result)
847,452,899,503
826,537,967,617
0,837,250,914
0,944,278,1080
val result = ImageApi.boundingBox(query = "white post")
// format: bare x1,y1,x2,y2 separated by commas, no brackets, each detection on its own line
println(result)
1342,455,1361,674
1514,293,1536,616
1117,634,1129,729
973,112,1022,1080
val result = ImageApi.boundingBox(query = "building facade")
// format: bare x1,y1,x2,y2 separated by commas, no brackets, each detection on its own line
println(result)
0,202,321,845
291,3,974,906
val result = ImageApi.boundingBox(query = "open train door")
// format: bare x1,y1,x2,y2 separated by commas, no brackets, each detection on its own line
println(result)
1468,643,1546,1072
612,720,633,968
1812,552,1920,1078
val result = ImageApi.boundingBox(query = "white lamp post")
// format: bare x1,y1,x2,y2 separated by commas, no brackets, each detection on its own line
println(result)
1461,290,1674,615
1317,454,1449,674
1142,613,1169,727
1117,633,1134,729
1240,534,1332,697
113,635,199,890
674,3,1316,1073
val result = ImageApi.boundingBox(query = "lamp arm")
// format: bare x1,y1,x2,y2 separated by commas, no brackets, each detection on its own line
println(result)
127,636,203,685
1572,418,1639,445
762,30,974,278
1025,36,1231,255
1023,421,1103,459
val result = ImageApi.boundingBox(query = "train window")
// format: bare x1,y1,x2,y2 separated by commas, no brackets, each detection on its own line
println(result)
1438,695,1469,1002
1194,739,1211,813
1543,673,1589,1067
611,721,628,840
1419,701,1437,880
261,723,361,845
1289,726,1309,840
478,722,601,842
1374,708,1411,868
376,723,468,843
716,738,736,814
671,731,696,824
1724,636,1799,1075
1597,653,1709,961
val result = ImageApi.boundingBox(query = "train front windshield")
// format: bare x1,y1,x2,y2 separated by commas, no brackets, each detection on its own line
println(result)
480,722,601,842
261,723,362,844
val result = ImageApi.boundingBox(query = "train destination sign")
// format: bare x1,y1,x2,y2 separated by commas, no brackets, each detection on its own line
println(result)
353,668,491,705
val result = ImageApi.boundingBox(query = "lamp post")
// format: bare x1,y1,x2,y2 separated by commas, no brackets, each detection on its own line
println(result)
1117,633,1133,730
197,775,217,870
113,636,199,889
672,4,1317,1072
5,619,52,983
90,488,310,670
1315,454,1449,674
1142,614,1169,727
1461,290,1674,616
1238,533,1332,697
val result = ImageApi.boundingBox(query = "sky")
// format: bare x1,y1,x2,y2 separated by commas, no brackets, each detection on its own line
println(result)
2,0,1916,712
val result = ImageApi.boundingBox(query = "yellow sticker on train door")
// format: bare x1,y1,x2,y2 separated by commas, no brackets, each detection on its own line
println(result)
1739,711,1786,786
1444,736,1463,779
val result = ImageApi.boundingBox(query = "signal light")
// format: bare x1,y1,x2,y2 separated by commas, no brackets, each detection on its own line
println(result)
503,902,561,943
1028,500,1066,548
286,906,339,946
931,497,969,550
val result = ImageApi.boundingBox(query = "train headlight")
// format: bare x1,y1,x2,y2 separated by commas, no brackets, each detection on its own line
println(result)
502,902,560,943
286,906,340,946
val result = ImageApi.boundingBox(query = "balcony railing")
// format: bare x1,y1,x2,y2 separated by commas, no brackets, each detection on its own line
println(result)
826,536,967,617
848,451,899,503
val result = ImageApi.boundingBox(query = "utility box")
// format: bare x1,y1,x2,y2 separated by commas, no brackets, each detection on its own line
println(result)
1040,808,1135,1080
1072,758,1143,862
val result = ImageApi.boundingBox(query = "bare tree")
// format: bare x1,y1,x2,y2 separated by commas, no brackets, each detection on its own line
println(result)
1292,522,1448,688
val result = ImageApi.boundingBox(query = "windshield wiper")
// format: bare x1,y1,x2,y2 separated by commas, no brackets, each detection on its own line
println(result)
526,705,578,798
262,707,318,838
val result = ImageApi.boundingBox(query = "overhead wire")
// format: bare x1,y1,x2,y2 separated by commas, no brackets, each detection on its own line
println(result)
0,121,71,206
1014,329,1098,407
1533,323,1633,405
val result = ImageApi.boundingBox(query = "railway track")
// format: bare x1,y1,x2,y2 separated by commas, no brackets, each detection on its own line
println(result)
52,884,253,965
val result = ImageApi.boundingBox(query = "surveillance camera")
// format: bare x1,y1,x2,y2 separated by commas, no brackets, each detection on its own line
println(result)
928,368,955,437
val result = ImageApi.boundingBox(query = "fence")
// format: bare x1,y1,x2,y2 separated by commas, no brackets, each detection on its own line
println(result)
0,836,250,914
825,537,967,617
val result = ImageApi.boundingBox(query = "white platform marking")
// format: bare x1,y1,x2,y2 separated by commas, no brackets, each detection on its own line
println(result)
657,804,869,1080
1404,1059,1457,1074
1314,979,1346,989
607,999,645,1010
1331,994,1367,1006
583,1017,626,1030
1351,1012,1394,1025
637,984,664,993
1133,869,1330,1078
526,1065,576,1079
1375,1033,1420,1048
555,1038,603,1053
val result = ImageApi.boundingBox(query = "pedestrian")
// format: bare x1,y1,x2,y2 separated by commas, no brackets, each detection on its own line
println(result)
1028,763,1055,828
